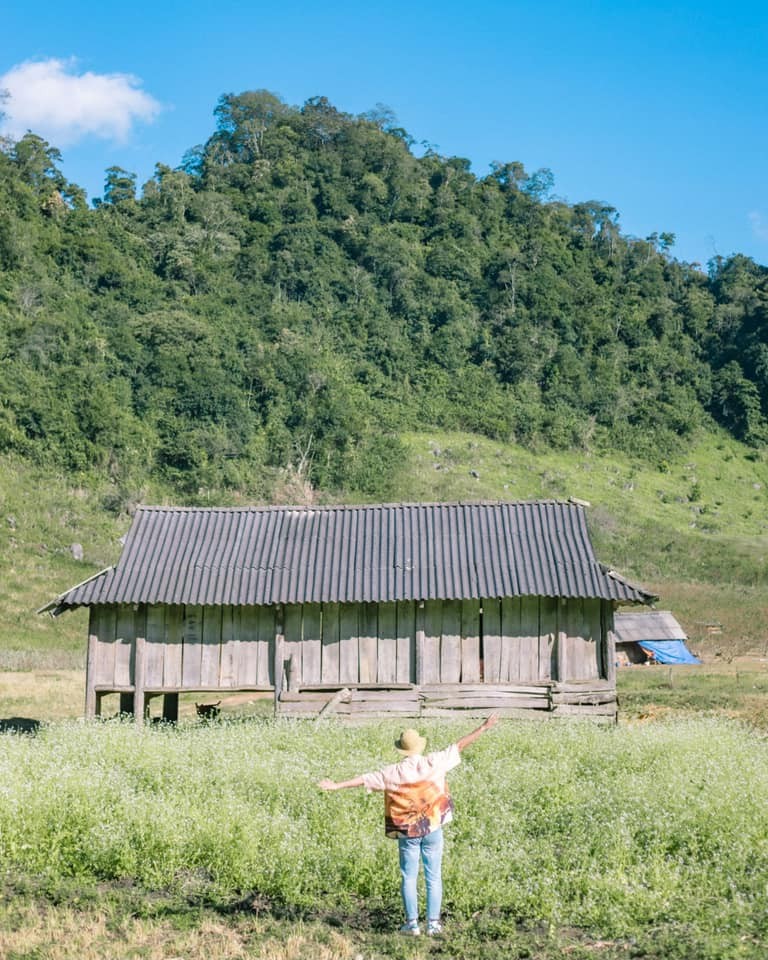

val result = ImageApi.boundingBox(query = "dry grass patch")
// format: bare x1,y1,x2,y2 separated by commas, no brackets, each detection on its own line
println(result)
0,670,84,721
0,902,359,960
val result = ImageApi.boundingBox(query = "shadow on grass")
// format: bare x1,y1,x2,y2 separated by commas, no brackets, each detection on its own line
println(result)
0,716,41,734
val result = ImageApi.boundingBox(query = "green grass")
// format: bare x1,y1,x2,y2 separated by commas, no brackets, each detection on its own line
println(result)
618,660,768,725
0,717,766,959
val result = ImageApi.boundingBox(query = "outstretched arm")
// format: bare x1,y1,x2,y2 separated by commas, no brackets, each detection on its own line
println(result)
318,776,365,791
456,713,499,752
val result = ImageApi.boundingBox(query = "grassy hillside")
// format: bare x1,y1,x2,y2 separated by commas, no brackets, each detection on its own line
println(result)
0,455,146,669
2,428,767,673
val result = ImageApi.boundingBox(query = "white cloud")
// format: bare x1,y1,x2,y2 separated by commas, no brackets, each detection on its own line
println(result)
0,58,161,145
748,211,768,243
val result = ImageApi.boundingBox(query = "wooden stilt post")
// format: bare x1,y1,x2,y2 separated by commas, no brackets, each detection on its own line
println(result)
274,605,285,715
134,635,146,724
603,602,617,687
556,599,567,683
84,628,97,719
415,601,425,688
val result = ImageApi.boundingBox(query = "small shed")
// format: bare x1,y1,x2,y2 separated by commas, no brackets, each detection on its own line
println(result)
40,501,655,721
613,610,699,665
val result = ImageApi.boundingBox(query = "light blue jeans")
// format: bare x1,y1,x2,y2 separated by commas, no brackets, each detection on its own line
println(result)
398,828,444,922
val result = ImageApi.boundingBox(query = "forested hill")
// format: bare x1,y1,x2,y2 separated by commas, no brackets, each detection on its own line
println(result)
1,91,767,503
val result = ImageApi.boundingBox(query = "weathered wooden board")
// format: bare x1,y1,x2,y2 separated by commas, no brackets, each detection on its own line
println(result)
483,600,502,683
359,602,378,684
563,599,600,681
349,689,420,703
134,635,146,721
550,703,617,717
181,606,203,688
237,607,259,687
420,696,550,710
422,601,442,684
343,708,418,716
92,606,116,686
279,701,417,718
339,604,359,684
259,606,276,687
420,683,549,695
556,599,568,683
299,683,415,692
218,606,237,687
283,605,303,691
377,603,397,685
114,606,135,687
603,601,616,686
280,690,338,704
200,607,222,688
91,611,111,688
336,699,422,713
273,606,284,702
321,603,340,684
85,632,98,717
396,601,415,684
539,597,558,682
519,597,540,683
421,707,553,720
143,605,165,689
163,606,184,688
302,604,322,686
551,680,614,693
441,600,462,684
551,691,616,705
461,600,481,683
500,597,521,682
583,599,602,681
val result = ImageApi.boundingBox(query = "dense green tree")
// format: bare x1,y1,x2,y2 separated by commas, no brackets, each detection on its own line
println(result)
0,88,765,502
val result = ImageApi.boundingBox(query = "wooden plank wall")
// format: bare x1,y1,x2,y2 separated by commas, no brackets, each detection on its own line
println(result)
91,606,137,690
285,602,417,686
485,597,551,683
560,598,600,681
483,597,601,683
90,603,276,691
421,600,481,684
87,597,608,700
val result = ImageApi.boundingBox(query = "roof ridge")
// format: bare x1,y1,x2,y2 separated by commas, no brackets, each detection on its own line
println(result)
135,499,582,513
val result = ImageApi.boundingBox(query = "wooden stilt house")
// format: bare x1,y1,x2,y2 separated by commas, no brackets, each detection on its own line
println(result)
40,501,655,722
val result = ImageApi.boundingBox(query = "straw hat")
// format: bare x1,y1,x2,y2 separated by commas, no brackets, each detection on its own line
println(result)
395,728,426,755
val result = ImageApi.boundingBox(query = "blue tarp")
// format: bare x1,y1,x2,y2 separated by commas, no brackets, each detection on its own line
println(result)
638,640,700,664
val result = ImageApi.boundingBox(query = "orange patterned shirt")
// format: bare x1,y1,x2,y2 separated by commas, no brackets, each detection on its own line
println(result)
361,745,461,839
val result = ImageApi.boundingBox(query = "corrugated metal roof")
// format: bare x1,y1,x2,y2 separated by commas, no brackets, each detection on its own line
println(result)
42,501,655,612
613,610,686,643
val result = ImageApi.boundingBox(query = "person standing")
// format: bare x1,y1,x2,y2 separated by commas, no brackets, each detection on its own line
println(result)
318,714,498,936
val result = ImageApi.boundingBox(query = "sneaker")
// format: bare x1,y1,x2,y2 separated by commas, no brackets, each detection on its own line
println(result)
426,920,443,936
400,921,421,936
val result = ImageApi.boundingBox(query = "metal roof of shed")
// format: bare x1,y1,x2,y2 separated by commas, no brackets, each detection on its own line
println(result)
41,501,655,613
613,610,686,643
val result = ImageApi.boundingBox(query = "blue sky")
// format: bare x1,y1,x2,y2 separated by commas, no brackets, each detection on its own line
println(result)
2,0,767,268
